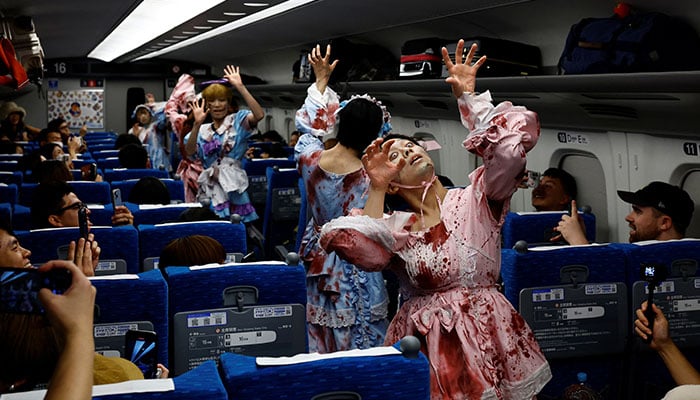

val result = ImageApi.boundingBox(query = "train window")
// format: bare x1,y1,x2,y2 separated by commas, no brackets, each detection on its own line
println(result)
560,154,609,242
680,171,700,238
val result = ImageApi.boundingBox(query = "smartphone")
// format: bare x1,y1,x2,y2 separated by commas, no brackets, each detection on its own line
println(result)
0,267,72,314
81,163,97,181
124,329,158,379
525,170,541,188
78,205,89,240
111,188,123,209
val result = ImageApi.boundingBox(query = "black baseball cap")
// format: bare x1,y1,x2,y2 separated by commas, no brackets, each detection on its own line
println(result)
617,182,695,232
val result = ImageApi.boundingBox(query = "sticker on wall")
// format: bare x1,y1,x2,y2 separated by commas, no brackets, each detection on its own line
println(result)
47,89,104,129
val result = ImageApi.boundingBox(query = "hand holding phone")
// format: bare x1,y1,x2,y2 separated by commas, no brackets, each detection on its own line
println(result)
81,163,97,181
0,266,72,314
125,329,158,378
68,234,99,277
640,263,668,343
78,205,89,240
111,188,123,208
37,260,96,340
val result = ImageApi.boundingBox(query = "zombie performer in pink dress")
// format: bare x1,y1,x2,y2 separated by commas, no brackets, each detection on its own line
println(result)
319,40,551,399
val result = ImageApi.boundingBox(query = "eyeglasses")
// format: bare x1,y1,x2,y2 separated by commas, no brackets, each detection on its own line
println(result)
55,201,86,214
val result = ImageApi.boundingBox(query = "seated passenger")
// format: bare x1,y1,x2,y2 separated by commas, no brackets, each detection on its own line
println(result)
32,159,73,184
37,128,63,147
32,159,102,184
34,131,81,169
114,133,143,150
128,177,171,205
261,129,286,144
556,181,694,245
288,131,300,147
0,220,97,278
158,235,226,269
0,261,98,397
531,167,577,211
0,260,169,395
47,118,87,151
0,101,40,142
31,181,134,230
118,143,150,169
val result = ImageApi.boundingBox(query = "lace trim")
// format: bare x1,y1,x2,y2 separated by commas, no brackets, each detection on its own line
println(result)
307,298,388,328
499,362,552,400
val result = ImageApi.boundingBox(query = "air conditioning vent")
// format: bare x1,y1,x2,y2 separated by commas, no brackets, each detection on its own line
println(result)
580,103,638,120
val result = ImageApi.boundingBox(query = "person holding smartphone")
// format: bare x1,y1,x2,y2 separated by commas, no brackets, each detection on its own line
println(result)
0,220,97,280
0,260,95,396
635,301,700,399
1,260,144,396
0,260,170,395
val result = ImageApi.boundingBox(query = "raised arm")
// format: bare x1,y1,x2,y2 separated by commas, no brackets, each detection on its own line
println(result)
224,65,264,127
185,98,208,156
295,45,339,137
164,74,196,138
38,261,97,400
442,40,539,203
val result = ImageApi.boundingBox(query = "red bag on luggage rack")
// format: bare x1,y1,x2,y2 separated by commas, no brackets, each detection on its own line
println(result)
399,37,449,79
442,37,542,77
0,37,29,90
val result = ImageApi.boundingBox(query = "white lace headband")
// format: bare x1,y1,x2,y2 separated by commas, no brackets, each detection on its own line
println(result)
337,93,393,137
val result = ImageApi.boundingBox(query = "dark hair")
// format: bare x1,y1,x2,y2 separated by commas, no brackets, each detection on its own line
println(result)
264,142,289,158
0,217,14,237
32,160,73,184
114,133,142,150
159,235,226,269
39,143,62,161
261,130,285,144
0,120,25,142
36,128,58,144
0,313,62,391
31,181,74,229
336,98,383,155
118,143,149,169
128,177,170,205
46,118,66,133
178,207,221,222
0,140,19,154
543,167,578,201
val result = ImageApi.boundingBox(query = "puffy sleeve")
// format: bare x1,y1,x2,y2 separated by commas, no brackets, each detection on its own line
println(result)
165,74,196,138
459,90,539,201
319,211,416,271
294,84,340,161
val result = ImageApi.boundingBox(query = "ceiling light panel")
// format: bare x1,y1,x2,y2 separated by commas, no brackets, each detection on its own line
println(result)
135,0,312,61
88,0,226,62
